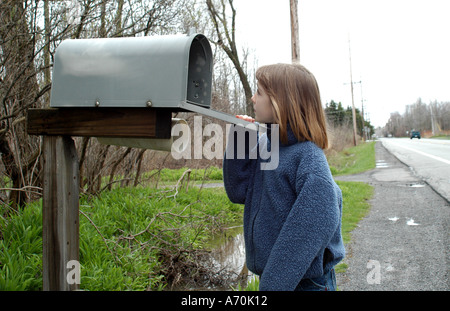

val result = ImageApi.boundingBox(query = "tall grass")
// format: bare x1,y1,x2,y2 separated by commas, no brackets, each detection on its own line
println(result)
0,171,243,291
328,141,376,176
0,203,42,290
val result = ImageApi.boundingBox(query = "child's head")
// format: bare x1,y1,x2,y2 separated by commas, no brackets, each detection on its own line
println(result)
255,63,329,150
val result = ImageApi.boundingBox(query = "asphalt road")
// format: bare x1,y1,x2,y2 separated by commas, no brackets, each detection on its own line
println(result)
380,138,450,202
335,140,449,291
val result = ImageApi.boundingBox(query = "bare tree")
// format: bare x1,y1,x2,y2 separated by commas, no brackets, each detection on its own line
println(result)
0,0,46,210
0,0,191,209
384,98,450,137
205,0,254,116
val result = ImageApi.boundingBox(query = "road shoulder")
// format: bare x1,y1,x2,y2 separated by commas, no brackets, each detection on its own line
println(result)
335,141,449,291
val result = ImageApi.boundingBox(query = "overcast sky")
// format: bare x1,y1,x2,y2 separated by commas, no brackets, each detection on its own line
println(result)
233,0,450,127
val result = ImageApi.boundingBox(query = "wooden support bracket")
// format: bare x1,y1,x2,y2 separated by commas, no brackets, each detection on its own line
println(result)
27,108,172,138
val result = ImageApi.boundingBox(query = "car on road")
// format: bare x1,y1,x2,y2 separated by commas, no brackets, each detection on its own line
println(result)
410,131,421,139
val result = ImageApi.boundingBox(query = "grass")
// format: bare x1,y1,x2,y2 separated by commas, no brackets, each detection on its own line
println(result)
0,173,243,291
143,166,223,184
328,141,376,176
430,135,450,140
338,181,374,244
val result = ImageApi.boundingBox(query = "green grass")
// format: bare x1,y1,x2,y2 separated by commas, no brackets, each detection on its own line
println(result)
337,181,374,245
0,169,243,291
77,185,242,291
0,204,43,290
328,141,376,176
430,135,450,140
333,180,374,275
143,166,223,183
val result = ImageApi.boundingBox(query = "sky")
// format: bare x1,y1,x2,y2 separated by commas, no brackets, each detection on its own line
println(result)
232,0,450,127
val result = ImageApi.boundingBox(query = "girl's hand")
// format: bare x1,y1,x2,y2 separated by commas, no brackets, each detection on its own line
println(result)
236,115,255,123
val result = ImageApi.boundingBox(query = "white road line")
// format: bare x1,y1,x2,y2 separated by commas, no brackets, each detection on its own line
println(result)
385,141,450,165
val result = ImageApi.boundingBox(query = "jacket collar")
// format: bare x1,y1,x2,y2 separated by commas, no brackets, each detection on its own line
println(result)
266,123,299,146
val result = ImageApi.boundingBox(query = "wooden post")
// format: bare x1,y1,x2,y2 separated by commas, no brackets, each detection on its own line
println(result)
42,136,80,291
348,37,358,146
290,0,300,63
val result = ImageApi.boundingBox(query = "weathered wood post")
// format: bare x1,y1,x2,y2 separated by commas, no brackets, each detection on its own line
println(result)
42,136,79,290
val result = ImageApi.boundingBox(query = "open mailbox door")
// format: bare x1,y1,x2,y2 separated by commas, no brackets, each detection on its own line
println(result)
50,33,254,128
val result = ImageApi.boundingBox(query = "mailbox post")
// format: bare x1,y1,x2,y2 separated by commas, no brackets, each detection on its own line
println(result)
27,33,254,290
41,136,80,291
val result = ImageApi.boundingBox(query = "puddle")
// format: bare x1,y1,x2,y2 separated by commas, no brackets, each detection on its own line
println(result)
388,217,420,226
407,218,420,226
205,225,251,289
170,225,249,291
408,184,426,188
209,227,246,274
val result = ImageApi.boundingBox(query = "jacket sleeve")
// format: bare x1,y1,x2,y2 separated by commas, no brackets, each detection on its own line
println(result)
222,125,259,204
259,173,341,291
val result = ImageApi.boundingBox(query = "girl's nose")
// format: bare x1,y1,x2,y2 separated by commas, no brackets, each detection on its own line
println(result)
251,94,256,103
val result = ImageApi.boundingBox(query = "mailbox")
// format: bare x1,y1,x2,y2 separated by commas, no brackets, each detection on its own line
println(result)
37,33,258,152
49,33,256,126
50,33,213,109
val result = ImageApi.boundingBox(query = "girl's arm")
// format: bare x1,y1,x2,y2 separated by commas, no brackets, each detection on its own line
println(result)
222,124,258,204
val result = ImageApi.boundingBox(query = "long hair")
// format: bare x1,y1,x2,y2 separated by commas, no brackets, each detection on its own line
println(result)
255,63,329,150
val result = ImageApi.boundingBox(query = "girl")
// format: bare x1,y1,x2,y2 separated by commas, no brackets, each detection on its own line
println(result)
223,63,345,291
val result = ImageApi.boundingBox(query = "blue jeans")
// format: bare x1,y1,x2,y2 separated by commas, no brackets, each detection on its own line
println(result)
295,269,337,291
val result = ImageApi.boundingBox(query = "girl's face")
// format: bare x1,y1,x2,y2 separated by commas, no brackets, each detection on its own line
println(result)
251,83,275,123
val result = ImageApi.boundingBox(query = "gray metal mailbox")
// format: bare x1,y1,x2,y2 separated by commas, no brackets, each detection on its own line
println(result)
50,33,213,109
49,32,258,129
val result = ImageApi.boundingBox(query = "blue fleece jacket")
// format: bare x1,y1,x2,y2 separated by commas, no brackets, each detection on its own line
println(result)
223,124,345,291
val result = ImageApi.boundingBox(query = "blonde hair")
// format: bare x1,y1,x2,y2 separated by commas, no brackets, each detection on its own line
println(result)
255,63,329,150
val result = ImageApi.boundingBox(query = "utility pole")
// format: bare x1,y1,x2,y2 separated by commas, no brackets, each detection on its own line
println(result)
348,37,358,146
359,80,366,141
430,104,436,136
347,79,366,141
290,0,300,63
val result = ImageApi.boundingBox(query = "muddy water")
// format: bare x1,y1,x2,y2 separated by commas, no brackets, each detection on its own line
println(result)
209,226,246,276
205,225,252,290
169,225,254,291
